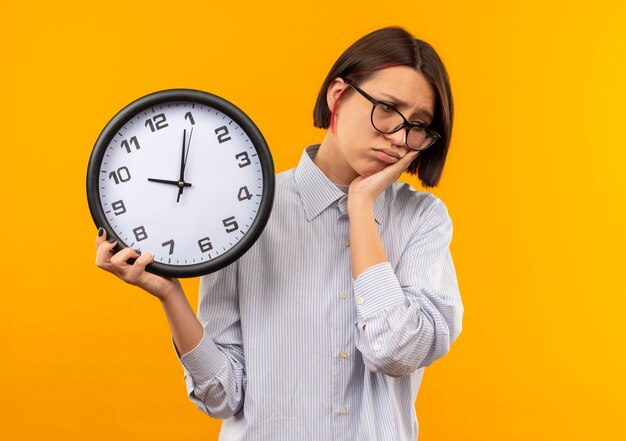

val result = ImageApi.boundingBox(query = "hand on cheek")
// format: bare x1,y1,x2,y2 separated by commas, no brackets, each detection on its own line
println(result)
348,150,420,205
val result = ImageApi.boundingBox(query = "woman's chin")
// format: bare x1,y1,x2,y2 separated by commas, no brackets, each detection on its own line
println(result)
358,163,387,178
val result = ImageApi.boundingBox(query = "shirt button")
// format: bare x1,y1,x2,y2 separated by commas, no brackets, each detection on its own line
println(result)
339,407,348,415
339,292,347,300
342,239,350,247
339,350,348,359
373,344,381,351
356,297,365,305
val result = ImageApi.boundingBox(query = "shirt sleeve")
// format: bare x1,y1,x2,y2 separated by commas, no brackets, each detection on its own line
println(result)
353,198,464,377
171,261,246,419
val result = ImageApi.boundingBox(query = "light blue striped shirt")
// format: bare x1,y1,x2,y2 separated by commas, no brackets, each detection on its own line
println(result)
173,144,463,440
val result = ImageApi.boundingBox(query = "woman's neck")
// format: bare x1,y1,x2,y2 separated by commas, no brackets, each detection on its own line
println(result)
313,137,358,185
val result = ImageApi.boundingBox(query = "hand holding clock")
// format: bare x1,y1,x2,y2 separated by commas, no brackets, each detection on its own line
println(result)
95,227,182,301
95,226,206,357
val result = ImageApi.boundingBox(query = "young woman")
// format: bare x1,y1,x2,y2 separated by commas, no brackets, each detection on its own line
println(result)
95,26,464,441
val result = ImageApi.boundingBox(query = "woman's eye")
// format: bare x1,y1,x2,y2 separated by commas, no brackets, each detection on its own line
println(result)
380,103,396,113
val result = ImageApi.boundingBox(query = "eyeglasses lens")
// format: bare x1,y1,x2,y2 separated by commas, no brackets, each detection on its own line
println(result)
372,104,435,150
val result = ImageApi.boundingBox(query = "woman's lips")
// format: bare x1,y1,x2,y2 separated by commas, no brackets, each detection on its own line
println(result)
373,149,401,164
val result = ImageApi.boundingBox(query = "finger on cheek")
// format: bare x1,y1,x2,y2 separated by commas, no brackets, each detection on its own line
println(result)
405,151,419,166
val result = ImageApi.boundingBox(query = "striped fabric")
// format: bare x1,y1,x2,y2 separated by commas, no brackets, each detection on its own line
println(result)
172,144,464,440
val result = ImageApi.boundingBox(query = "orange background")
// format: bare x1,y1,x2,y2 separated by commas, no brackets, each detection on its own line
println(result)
1,0,625,439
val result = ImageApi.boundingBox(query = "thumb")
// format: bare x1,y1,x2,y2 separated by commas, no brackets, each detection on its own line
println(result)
133,251,154,271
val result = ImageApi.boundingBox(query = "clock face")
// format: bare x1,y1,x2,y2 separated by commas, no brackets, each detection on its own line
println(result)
87,89,274,278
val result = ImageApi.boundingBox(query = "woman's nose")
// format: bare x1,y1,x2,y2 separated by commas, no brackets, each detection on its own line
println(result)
382,128,407,149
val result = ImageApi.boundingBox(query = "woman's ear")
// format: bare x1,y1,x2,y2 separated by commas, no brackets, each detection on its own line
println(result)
326,77,350,113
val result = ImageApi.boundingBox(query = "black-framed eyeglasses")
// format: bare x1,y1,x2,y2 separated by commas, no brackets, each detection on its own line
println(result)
343,78,440,151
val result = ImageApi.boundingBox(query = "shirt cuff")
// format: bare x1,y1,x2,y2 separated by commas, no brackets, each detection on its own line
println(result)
171,332,225,384
353,261,406,318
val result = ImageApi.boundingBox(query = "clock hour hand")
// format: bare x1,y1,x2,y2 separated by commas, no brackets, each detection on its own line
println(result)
147,178,192,187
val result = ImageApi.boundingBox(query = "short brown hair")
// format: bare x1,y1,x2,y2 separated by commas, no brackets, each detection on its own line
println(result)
313,26,454,188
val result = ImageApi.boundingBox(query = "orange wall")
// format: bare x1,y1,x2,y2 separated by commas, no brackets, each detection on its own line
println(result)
1,1,625,439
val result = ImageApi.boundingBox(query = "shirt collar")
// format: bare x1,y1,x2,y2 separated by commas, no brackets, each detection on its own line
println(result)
294,144,386,224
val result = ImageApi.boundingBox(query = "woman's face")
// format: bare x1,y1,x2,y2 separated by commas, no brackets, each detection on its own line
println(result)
328,65,436,182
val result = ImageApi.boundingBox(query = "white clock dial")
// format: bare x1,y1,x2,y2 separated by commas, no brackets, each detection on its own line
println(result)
98,102,264,266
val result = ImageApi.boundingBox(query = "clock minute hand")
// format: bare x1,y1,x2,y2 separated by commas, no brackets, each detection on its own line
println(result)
177,127,195,203
177,129,187,203
183,127,194,172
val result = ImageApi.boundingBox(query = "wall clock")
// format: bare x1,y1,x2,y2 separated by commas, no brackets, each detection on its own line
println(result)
87,89,274,278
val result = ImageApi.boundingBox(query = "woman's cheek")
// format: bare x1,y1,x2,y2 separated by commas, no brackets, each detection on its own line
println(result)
357,157,386,177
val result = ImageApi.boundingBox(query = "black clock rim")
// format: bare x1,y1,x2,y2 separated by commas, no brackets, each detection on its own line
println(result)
86,88,275,278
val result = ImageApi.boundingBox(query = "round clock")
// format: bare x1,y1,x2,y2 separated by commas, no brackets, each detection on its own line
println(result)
86,89,275,278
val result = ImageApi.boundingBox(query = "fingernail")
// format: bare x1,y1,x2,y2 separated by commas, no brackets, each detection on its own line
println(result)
98,227,104,237
107,238,117,244
134,249,142,255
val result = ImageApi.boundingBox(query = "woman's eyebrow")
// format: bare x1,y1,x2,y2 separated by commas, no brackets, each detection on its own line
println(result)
379,91,434,121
